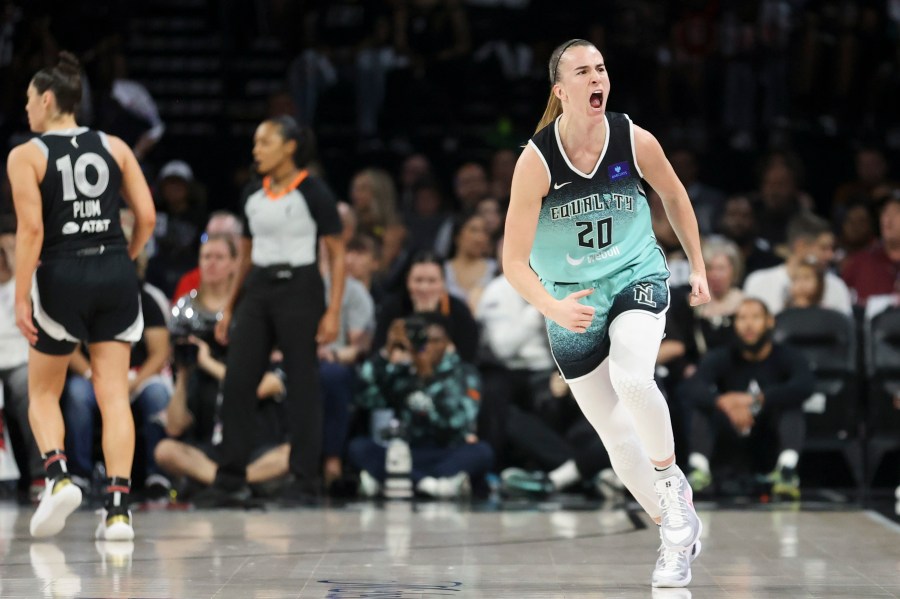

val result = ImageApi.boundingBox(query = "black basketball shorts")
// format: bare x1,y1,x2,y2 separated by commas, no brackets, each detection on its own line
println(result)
31,249,143,355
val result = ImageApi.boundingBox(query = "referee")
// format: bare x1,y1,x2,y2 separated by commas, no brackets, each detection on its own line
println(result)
203,116,345,504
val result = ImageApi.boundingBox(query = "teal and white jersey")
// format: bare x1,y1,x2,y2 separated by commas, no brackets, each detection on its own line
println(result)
528,112,667,285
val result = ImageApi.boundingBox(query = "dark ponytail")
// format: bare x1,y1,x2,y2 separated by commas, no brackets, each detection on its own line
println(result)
31,51,83,115
266,115,317,168
535,39,594,133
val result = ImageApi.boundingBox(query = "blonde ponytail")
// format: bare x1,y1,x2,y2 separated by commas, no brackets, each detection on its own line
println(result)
535,92,562,133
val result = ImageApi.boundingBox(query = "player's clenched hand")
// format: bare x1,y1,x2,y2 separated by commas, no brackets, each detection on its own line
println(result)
688,271,711,307
548,287,596,334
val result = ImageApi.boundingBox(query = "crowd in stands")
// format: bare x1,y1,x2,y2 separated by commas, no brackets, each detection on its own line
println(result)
0,0,899,504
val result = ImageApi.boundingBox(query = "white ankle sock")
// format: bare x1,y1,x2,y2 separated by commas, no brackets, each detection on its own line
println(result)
653,461,677,480
548,460,581,490
689,453,710,474
776,449,799,470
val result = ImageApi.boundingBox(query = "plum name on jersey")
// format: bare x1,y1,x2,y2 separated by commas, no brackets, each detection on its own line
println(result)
73,199,102,219
550,193,634,221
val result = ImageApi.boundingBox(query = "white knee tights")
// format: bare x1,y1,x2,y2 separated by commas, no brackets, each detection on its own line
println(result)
565,312,675,519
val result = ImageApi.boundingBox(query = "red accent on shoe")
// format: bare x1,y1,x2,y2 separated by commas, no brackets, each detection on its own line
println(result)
43,453,67,468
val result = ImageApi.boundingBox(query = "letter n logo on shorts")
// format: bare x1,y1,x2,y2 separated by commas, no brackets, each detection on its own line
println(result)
634,283,657,307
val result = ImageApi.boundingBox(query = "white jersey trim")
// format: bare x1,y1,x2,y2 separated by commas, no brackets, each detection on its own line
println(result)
624,114,645,179
554,114,610,179
98,131,113,154
30,137,49,159
42,127,89,137
527,140,551,187
114,294,144,343
31,273,78,343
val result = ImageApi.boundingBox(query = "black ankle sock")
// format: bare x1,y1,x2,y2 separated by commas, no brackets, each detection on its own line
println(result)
104,476,131,516
42,449,68,480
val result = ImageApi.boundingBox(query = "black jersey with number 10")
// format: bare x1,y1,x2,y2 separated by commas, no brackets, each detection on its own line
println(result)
31,127,126,258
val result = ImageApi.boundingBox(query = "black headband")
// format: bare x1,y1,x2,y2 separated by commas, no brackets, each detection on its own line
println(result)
551,39,587,83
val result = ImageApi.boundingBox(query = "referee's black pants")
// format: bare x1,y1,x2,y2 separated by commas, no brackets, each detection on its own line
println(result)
216,265,325,493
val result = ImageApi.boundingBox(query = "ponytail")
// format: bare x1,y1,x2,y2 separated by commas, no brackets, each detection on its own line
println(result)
266,115,317,168
535,92,563,133
31,51,82,115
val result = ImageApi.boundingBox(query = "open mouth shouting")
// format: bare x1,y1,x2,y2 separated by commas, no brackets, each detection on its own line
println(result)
589,90,604,110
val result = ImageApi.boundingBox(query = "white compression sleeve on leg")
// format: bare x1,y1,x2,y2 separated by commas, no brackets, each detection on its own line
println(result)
607,311,675,463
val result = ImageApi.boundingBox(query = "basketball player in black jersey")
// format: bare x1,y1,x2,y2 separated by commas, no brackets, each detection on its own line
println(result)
7,52,156,540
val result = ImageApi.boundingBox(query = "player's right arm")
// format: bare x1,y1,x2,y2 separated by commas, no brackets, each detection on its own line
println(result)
7,142,44,344
108,135,156,260
502,145,595,334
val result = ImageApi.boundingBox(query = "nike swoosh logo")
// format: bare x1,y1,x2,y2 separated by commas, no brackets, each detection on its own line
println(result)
565,253,585,266
553,181,572,189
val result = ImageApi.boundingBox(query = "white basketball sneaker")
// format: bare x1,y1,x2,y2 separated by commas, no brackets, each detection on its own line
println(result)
652,537,702,588
654,467,702,551
95,508,134,541
30,477,82,538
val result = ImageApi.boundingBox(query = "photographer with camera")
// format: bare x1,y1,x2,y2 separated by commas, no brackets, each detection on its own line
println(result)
347,313,493,499
166,233,237,444
159,233,289,498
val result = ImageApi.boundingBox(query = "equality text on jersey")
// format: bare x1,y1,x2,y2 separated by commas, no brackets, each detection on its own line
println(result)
550,192,634,221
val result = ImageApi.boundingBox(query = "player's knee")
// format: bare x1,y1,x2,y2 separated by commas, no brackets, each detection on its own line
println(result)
608,362,653,411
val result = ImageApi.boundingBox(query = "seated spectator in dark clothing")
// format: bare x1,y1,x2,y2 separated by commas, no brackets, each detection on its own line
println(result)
374,252,480,363
494,374,618,499
682,298,815,500
154,334,289,496
348,314,493,499
842,192,900,306
717,195,782,283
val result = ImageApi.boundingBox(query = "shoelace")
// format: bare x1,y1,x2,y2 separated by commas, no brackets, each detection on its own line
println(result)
659,482,688,529
657,545,686,574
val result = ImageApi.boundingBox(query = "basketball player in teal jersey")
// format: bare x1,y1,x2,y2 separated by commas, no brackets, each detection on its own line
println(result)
503,39,711,588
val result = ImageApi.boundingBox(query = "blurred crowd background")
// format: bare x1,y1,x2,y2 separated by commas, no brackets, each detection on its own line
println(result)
0,0,898,505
